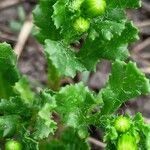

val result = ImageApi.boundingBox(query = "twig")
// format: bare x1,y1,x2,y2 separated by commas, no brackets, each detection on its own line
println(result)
131,54,150,66
145,118,150,124
0,0,23,11
142,1,150,12
135,20,150,28
14,14,33,58
88,137,106,148
132,38,150,53
141,67,150,74
141,52,150,59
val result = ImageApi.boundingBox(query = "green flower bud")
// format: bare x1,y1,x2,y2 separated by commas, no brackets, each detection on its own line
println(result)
115,116,131,133
117,133,137,150
73,17,90,33
5,140,22,150
82,0,106,17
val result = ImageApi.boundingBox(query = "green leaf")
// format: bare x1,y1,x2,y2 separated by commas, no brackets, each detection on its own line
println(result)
0,43,19,99
146,131,150,150
19,128,39,150
14,76,34,104
0,97,31,118
92,20,126,40
52,0,82,44
133,113,150,150
102,8,126,22
100,22,138,60
106,0,141,8
40,140,64,150
103,113,150,150
78,21,138,70
33,0,60,44
45,40,86,78
68,0,84,12
40,128,90,150
55,83,100,138
33,0,140,74
60,128,90,150
33,0,81,44
104,126,118,141
32,92,57,140
133,113,145,128
0,115,19,138
47,60,61,91
100,60,150,114
52,0,67,29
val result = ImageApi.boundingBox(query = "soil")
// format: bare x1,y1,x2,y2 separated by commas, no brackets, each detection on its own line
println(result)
0,0,150,149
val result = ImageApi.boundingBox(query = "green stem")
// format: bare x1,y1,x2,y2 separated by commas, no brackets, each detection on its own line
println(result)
47,61,61,91
0,72,7,99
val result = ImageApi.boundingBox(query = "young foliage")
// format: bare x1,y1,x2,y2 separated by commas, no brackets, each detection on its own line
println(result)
104,113,150,150
32,98,57,140
0,97,31,117
0,43,19,99
33,0,140,77
14,76,34,104
54,83,100,138
32,0,60,43
100,60,150,114
45,40,86,77
106,0,141,8
0,0,150,149
0,115,19,138
40,128,90,150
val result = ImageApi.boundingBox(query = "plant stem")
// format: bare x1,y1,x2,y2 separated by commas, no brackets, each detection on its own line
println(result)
0,72,7,99
47,61,61,91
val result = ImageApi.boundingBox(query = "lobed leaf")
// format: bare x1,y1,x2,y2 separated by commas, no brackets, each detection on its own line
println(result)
33,0,141,76
106,0,141,8
52,0,82,43
0,97,31,118
78,21,139,70
33,0,60,44
100,60,150,114
32,91,57,140
40,128,90,150
0,115,19,138
14,76,34,104
0,43,19,99
45,40,86,78
55,83,100,138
